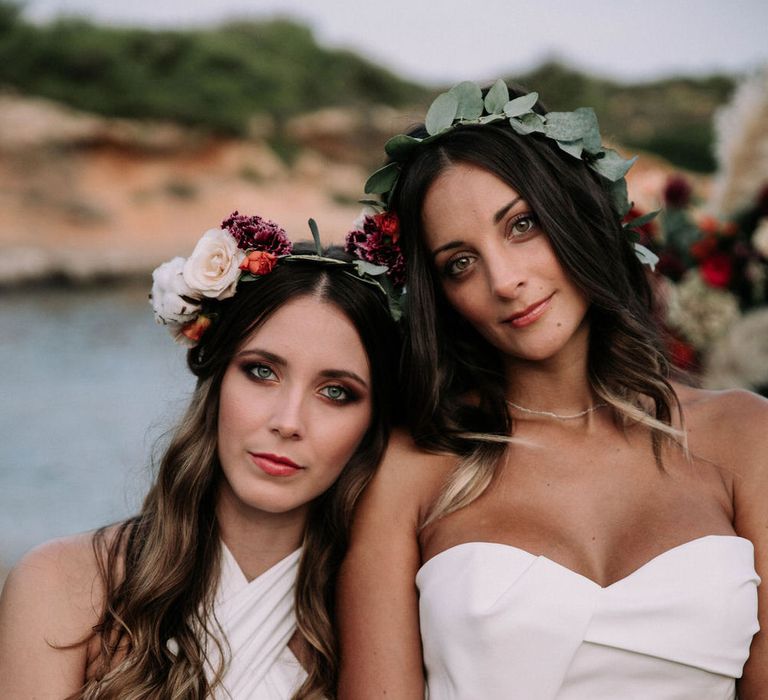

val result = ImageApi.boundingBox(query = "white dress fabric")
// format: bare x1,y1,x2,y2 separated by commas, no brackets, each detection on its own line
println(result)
416,535,759,699
205,545,307,699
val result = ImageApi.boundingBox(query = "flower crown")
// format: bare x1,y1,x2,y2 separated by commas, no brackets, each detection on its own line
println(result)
362,79,659,269
150,211,402,346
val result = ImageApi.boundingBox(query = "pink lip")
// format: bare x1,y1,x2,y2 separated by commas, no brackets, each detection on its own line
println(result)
249,453,305,477
505,293,554,328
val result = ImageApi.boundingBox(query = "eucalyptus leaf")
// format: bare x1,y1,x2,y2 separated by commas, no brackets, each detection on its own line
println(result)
555,139,584,159
633,243,659,271
238,273,263,282
609,178,631,217
592,149,637,182
572,108,601,153
353,259,389,276
478,113,507,125
425,92,459,135
503,92,539,118
624,209,661,229
385,133,422,159
308,218,322,255
484,79,510,114
512,112,546,134
449,81,484,120
364,162,400,194
543,109,593,141
358,199,383,207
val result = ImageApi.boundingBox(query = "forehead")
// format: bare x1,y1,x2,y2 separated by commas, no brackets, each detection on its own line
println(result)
421,164,523,245
241,296,370,375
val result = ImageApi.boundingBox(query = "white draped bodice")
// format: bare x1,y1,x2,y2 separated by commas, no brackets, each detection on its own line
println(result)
205,545,306,699
416,535,759,699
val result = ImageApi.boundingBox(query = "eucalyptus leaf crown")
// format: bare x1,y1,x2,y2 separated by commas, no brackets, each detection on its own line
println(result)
364,79,659,269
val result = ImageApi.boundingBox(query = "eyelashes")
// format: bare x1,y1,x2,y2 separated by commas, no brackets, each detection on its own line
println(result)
242,362,359,405
440,212,540,279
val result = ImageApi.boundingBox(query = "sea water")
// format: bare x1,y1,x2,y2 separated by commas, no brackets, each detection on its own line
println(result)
0,285,194,572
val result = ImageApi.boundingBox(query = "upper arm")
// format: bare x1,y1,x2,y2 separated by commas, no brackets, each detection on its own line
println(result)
729,393,768,697
0,534,103,698
337,431,450,699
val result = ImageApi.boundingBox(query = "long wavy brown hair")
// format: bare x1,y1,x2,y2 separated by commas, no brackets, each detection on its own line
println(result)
69,248,400,699
388,86,683,525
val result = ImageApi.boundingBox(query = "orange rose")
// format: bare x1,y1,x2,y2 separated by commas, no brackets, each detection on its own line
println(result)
240,250,278,275
181,315,213,343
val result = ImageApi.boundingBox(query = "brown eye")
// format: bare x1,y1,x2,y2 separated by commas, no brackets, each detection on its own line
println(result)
508,215,538,238
446,254,475,277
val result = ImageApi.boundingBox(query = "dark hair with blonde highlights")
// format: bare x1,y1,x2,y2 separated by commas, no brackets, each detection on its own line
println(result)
389,86,681,524
70,246,400,700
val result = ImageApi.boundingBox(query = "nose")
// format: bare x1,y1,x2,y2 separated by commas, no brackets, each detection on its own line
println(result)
486,247,525,300
267,387,305,440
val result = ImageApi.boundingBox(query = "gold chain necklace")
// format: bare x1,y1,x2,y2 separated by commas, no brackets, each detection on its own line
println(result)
506,400,608,421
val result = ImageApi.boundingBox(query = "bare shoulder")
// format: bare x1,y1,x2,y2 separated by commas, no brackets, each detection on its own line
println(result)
1,529,106,641
0,525,122,693
361,427,458,527
675,383,768,470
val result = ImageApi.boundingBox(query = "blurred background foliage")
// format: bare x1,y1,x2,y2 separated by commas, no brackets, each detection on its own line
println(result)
0,0,736,172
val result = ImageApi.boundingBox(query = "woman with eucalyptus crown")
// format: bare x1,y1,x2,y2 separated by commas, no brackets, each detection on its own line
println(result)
338,80,767,698
0,212,399,699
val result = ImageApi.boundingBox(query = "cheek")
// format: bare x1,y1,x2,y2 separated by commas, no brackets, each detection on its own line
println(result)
322,407,372,470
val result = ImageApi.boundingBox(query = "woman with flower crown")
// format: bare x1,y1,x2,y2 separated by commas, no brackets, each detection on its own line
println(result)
338,81,768,698
0,212,399,699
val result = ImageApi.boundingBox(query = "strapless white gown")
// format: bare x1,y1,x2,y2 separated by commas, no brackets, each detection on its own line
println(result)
416,535,759,699
204,545,307,699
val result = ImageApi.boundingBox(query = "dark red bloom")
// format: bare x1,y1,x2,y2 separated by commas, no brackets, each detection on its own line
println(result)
700,252,733,288
373,212,400,242
345,212,405,287
690,235,717,261
656,251,686,281
663,176,692,209
667,336,698,371
221,211,293,255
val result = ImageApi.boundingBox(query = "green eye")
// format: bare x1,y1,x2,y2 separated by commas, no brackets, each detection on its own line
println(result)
248,364,276,380
320,385,351,403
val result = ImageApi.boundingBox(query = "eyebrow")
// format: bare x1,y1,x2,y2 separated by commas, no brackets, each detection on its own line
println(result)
235,349,369,388
430,196,523,259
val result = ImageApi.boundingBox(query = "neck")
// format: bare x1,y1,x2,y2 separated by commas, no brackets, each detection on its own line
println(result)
215,482,306,582
504,329,597,416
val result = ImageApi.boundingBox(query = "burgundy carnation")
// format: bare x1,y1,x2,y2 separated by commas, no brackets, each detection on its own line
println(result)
221,211,293,255
663,176,692,209
345,212,405,288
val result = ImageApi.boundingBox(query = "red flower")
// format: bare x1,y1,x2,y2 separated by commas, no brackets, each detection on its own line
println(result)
667,337,698,371
663,176,692,209
690,235,717,260
240,250,278,275
699,252,733,288
373,211,400,242
345,211,405,287
222,211,293,255
181,315,213,343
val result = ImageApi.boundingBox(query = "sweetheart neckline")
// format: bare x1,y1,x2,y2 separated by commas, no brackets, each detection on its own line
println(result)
416,534,754,590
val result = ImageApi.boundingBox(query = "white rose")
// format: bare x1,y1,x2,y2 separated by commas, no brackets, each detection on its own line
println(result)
752,218,768,258
150,256,201,324
183,228,245,299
